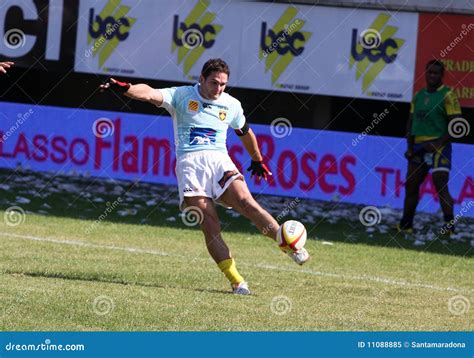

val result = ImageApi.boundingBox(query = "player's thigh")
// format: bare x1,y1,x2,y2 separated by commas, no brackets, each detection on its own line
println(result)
406,161,428,189
219,179,260,214
432,171,449,192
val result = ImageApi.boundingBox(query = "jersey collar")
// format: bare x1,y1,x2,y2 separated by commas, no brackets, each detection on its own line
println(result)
425,84,445,94
194,83,222,103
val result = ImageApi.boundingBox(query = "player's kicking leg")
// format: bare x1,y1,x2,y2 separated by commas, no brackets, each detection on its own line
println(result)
219,179,310,265
184,196,250,295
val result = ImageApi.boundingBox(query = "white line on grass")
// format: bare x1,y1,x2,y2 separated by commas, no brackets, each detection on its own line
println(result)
253,263,473,294
1,231,472,294
0,232,171,257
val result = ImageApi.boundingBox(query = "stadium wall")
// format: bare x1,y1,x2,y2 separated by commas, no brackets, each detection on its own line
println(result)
1,0,472,140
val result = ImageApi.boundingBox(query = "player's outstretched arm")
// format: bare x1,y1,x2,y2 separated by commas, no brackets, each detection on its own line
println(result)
237,127,272,180
100,78,163,106
0,61,14,74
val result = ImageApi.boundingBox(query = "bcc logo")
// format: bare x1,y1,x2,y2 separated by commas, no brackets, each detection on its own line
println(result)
349,13,405,93
259,7,312,85
260,21,305,56
87,0,135,68
173,19,216,49
171,0,222,77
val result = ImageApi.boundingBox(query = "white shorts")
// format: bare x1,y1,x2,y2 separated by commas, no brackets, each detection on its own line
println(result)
176,151,243,210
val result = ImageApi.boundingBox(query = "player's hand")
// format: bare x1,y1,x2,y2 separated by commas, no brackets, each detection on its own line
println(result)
247,160,272,180
0,61,14,74
99,78,131,94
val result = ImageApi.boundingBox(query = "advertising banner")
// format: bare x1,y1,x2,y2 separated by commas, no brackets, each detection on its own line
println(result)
238,3,418,102
414,13,474,108
74,0,244,85
1,102,473,215
74,0,418,102
0,0,77,71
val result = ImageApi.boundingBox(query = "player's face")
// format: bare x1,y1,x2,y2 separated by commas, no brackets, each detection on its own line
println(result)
199,71,228,100
425,65,443,88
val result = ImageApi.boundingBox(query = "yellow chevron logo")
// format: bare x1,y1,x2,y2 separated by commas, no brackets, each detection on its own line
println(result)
349,13,405,93
259,7,311,85
171,0,222,77
87,0,136,69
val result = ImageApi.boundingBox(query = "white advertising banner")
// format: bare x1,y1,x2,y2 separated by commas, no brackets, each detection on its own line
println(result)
74,0,244,85
74,0,418,102
238,3,419,102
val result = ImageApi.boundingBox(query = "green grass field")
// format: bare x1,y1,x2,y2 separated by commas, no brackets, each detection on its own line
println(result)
0,169,473,331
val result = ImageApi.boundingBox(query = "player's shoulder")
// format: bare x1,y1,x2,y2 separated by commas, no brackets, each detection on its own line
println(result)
442,86,461,111
220,91,242,109
162,85,194,101
442,85,457,97
174,85,195,96
414,88,426,98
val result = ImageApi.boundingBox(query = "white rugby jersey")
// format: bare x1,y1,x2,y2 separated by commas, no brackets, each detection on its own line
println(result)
157,84,246,157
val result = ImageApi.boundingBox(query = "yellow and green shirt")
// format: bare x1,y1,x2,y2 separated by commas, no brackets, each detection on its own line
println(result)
410,85,462,142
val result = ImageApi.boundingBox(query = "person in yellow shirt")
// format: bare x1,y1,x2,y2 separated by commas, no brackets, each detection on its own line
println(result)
399,60,462,236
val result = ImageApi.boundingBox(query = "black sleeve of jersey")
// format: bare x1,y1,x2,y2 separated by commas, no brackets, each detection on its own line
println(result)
234,122,250,136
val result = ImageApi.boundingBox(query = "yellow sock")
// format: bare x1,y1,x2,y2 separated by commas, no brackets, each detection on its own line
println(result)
217,258,244,285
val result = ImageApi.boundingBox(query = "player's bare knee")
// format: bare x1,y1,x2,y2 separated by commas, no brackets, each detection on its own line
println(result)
184,197,204,209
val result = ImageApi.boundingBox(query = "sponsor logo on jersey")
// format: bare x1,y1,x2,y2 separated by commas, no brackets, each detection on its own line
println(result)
219,110,227,121
218,170,239,188
202,102,228,110
189,127,217,145
187,100,200,113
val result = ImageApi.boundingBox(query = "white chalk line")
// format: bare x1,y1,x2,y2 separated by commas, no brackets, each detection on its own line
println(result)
0,231,472,294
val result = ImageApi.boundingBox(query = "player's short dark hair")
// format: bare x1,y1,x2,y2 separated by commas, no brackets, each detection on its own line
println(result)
426,59,444,74
201,58,230,79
